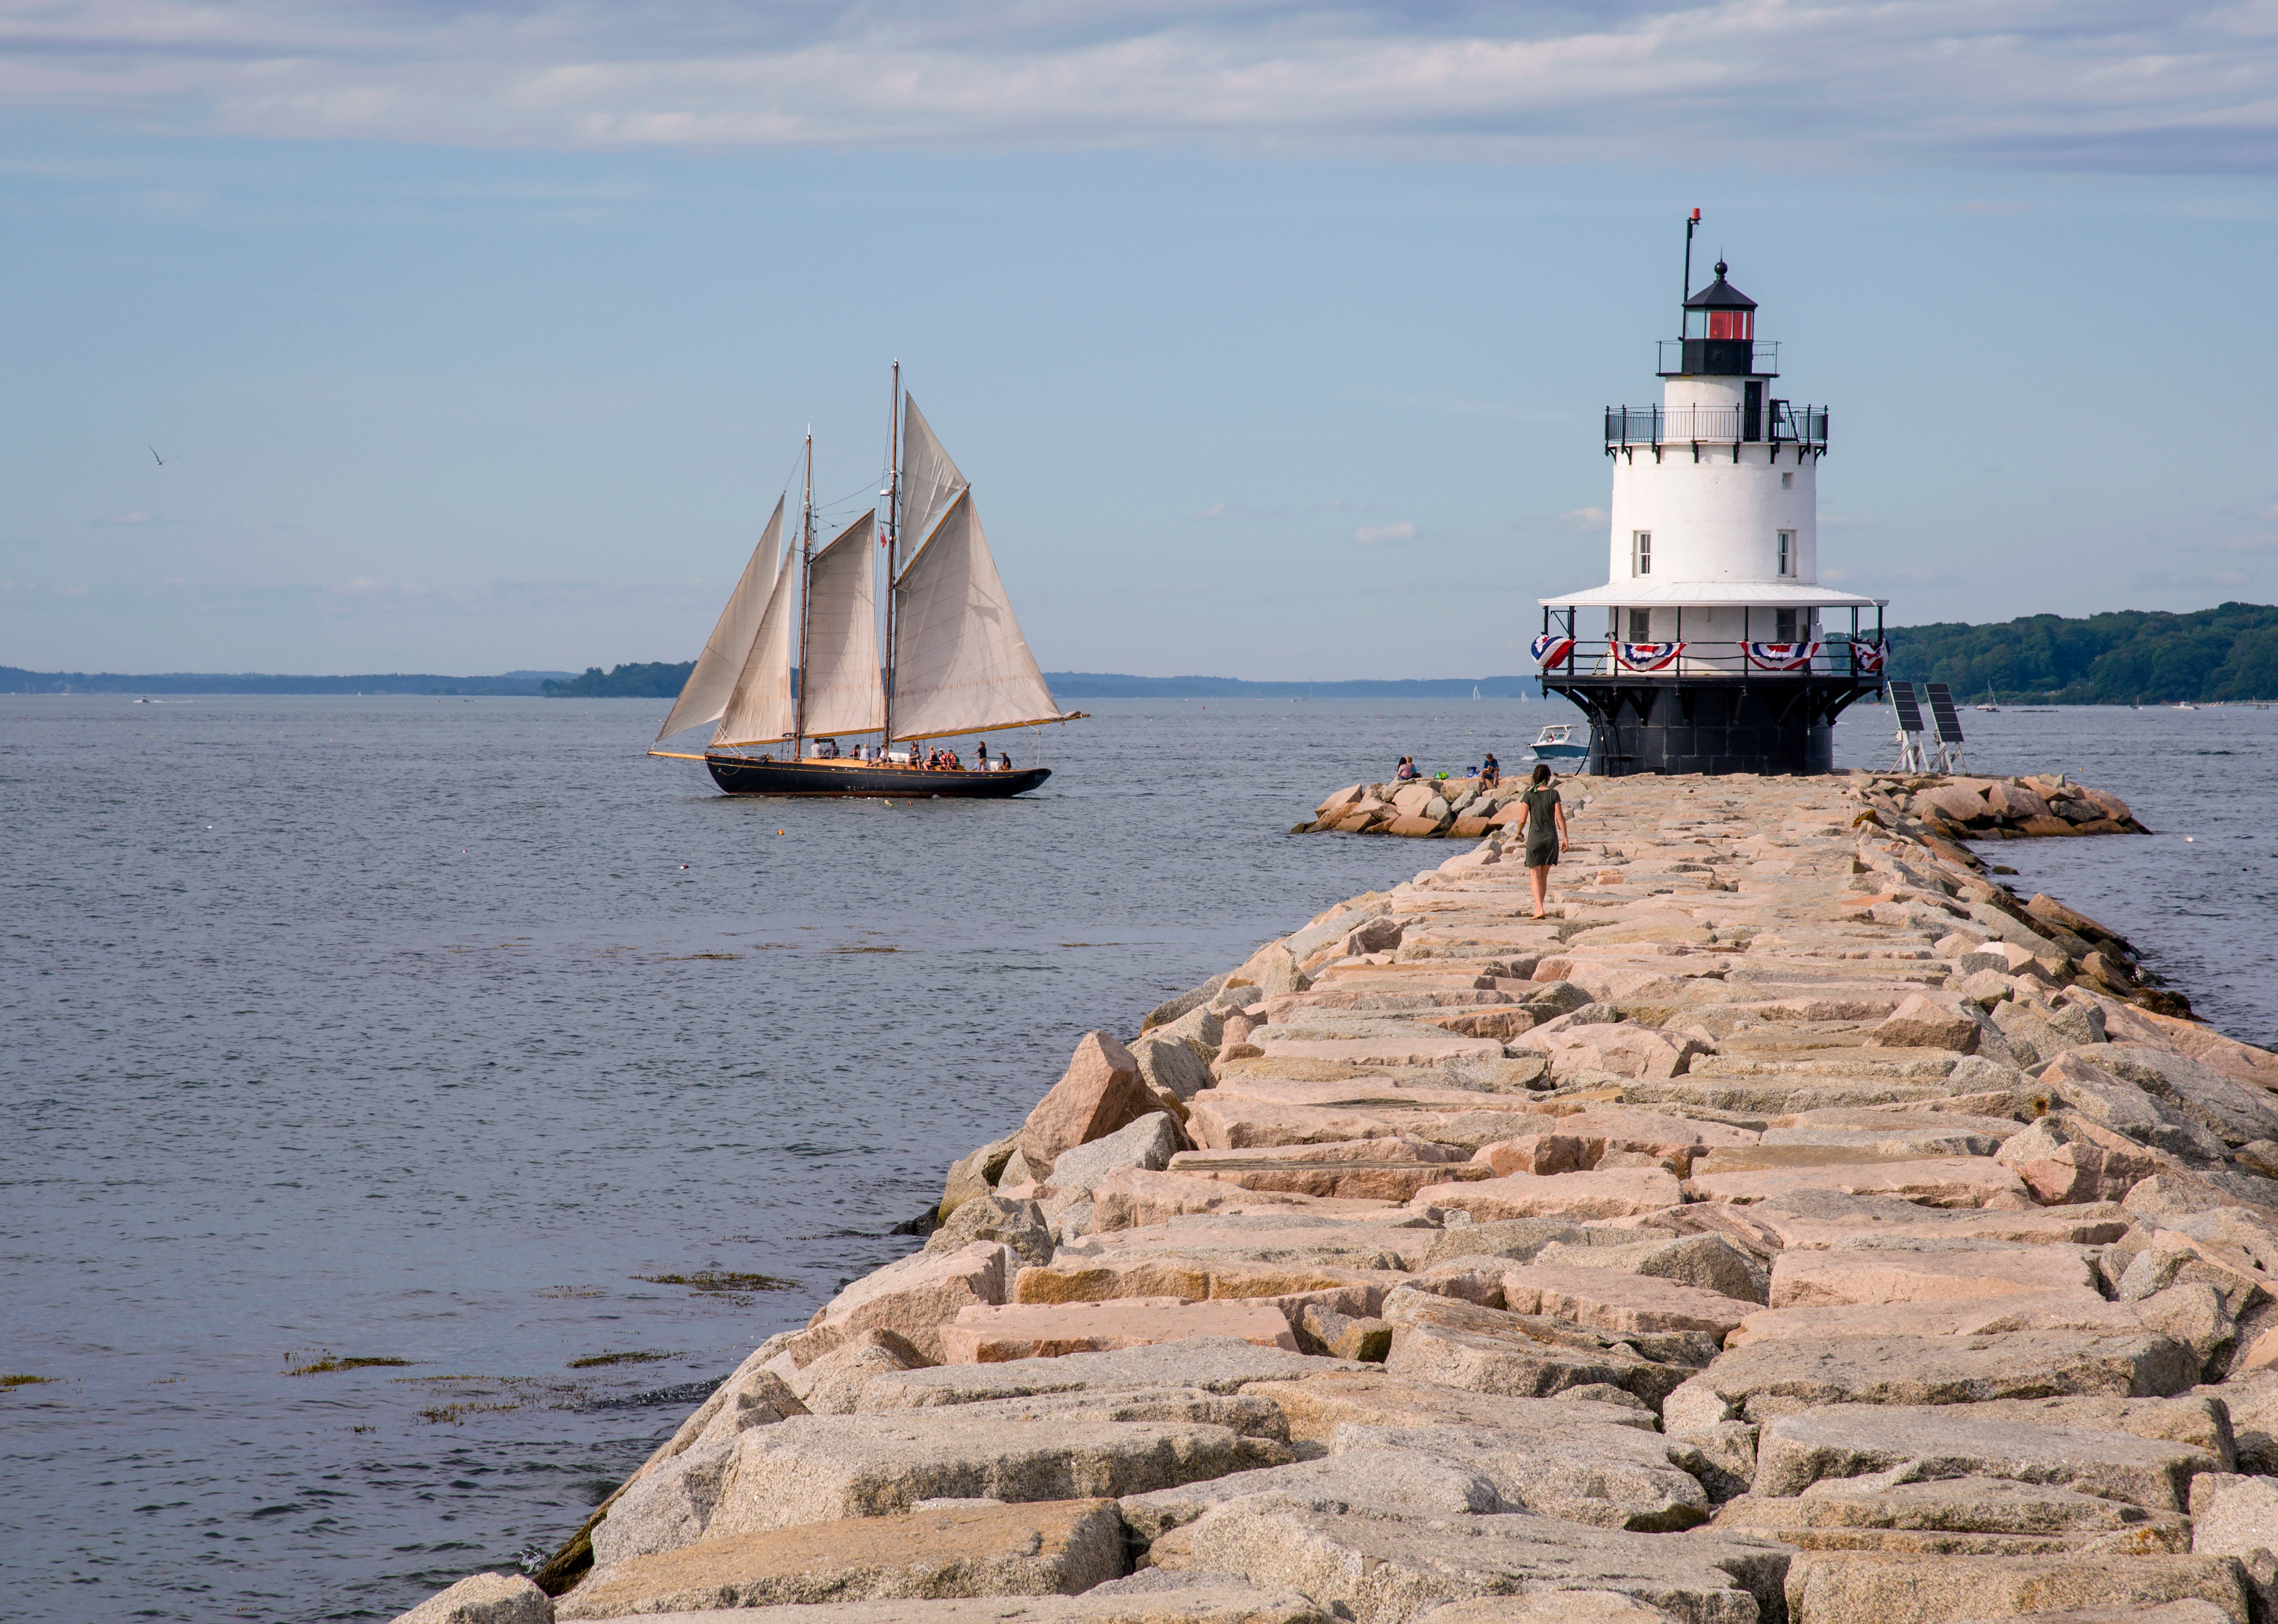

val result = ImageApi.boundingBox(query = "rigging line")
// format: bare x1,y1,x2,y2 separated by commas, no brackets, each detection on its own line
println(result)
813,468,891,515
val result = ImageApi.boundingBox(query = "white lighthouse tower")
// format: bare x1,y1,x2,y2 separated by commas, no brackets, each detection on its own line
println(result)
1537,218,1887,775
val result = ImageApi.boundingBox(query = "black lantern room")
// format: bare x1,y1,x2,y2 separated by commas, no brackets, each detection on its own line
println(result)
1665,261,1763,378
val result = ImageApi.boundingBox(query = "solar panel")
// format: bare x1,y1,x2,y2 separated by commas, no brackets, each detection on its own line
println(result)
1888,680,1924,734
1923,682,1967,744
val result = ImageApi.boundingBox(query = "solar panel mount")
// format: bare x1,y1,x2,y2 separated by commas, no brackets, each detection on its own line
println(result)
1923,682,1967,744
1888,679,1924,734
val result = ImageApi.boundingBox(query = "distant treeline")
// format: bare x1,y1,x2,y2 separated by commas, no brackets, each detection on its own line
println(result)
1,667,564,696
542,663,697,697
1888,602,2278,704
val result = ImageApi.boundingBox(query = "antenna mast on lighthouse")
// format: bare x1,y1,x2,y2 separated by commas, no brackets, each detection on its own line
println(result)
1682,208,1701,335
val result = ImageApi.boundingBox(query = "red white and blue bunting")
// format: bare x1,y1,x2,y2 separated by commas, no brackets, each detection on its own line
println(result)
1530,632,1577,667
1744,641,1821,672
1614,641,1684,672
1854,641,1888,674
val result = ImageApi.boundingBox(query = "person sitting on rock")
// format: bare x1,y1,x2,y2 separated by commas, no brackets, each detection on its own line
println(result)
1480,752,1500,787
1395,756,1420,781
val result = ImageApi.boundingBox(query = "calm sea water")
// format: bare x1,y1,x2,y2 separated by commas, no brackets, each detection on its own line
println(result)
3,693,2271,1623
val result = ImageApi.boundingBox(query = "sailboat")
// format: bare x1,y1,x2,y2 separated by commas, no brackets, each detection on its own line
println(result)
650,370,1083,797
1976,684,1999,713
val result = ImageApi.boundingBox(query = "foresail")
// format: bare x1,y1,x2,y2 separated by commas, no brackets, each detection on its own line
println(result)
800,511,884,737
900,394,966,555
656,497,786,741
889,490,1059,740
711,546,798,747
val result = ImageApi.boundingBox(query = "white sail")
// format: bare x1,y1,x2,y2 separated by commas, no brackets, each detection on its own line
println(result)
900,394,966,553
800,511,884,737
712,545,798,747
655,497,786,741
890,490,1060,740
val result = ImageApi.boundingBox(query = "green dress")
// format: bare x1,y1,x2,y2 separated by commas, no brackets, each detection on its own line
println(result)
1521,785,1562,868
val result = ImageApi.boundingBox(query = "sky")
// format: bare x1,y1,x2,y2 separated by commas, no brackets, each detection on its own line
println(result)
5,1,2277,679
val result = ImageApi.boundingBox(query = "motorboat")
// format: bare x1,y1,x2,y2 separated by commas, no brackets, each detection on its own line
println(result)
1528,723,1590,764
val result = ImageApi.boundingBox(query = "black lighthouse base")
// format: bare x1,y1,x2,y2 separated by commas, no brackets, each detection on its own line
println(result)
1541,673,1881,777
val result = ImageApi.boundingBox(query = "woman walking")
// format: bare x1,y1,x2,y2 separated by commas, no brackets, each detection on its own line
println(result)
1519,763,1569,920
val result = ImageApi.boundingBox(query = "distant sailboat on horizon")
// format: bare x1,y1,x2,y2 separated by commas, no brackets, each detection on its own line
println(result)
649,369,1084,797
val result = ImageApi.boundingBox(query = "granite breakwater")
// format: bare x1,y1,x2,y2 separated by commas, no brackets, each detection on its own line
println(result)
393,770,2278,1624
1300,772,2151,846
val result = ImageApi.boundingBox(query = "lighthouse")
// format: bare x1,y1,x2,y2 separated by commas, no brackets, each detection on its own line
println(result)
1537,218,1887,776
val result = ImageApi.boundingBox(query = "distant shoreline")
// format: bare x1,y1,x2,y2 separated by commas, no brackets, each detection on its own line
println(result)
9,661,2276,706
0,667,567,697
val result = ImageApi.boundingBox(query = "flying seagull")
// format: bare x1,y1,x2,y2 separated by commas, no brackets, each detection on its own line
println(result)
149,445,183,466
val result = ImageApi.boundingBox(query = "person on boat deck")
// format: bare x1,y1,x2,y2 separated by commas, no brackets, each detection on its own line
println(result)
814,737,839,759
1480,752,1500,787
975,740,988,769
998,750,1011,772
1519,763,1571,921
1395,756,1420,781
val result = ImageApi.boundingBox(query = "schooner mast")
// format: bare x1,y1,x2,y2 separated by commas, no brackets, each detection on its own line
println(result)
883,361,901,756
792,431,814,765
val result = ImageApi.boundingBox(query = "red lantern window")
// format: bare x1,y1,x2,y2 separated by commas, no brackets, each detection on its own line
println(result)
1706,309,1752,341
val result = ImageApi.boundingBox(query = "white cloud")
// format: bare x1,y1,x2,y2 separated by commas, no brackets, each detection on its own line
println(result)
1353,520,1415,544
1556,506,1609,532
2,2,2273,169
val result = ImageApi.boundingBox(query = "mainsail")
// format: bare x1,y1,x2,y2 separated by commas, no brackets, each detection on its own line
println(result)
900,395,966,553
799,511,885,737
712,543,798,747
656,497,787,742
889,488,1061,740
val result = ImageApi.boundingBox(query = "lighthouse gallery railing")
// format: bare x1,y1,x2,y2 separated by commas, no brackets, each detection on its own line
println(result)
1535,639,1881,679
1603,403,1829,451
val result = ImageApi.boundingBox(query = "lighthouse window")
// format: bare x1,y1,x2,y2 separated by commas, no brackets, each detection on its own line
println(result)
1775,608,1800,641
1706,309,1752,342
1781,471,1795,490
1632,531,1651,576
1778,530,1796,577
1629,608,1652,642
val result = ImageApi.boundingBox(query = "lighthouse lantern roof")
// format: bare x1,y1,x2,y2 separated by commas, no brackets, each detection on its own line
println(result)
1683,261,1756,311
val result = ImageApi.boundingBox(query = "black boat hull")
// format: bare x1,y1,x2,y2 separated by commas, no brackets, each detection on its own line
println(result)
702,756,1051,798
